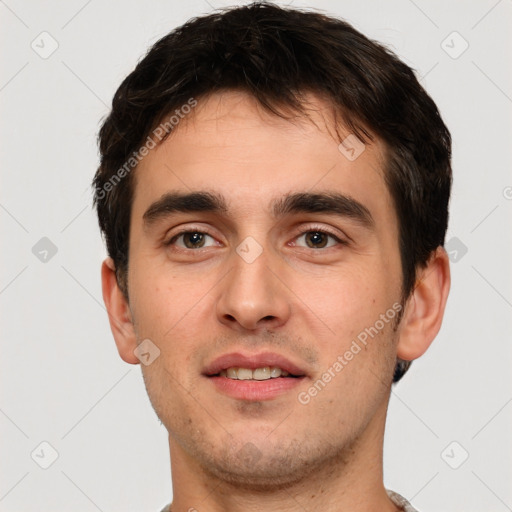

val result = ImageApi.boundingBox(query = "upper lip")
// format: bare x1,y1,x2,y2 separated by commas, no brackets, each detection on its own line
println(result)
203,351,308,377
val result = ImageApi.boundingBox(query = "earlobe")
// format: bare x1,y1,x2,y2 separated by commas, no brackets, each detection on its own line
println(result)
397,247,451,361
101,258,140,365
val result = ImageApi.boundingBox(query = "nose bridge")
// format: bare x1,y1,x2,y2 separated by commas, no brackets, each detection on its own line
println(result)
216,235,290,331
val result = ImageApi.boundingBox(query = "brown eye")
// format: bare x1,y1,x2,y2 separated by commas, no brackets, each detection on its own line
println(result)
305,231,329,248
167,231,216,249
183,232,206,248
295,230,340,249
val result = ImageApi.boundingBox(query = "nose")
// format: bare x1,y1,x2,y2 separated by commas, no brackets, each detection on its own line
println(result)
216,243,291,332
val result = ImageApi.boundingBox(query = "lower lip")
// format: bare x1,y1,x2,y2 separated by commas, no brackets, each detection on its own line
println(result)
207,375,304,401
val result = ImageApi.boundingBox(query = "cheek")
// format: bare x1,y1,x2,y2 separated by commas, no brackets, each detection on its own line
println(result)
140,357,195,436
129,261,196,336
289,265,401,388
129,281,169,337
128,261,217,377
291,267,385,335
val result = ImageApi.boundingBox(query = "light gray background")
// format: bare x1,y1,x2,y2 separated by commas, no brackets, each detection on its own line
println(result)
1,1,511,511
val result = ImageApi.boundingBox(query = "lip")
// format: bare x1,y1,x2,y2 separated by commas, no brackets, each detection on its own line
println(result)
202,351,308,401
208,375,304,401
202,351,308,377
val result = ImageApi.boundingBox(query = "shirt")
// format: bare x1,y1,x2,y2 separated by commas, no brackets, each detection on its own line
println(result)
158,489,419,511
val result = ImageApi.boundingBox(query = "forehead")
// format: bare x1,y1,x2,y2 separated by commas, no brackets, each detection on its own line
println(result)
131,90,395,231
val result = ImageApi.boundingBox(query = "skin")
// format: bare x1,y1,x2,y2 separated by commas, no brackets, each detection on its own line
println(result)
101,91,450,512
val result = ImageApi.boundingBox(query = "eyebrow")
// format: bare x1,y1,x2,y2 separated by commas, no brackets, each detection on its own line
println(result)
272,191,374,228
143,191,228,228
142,190,374,229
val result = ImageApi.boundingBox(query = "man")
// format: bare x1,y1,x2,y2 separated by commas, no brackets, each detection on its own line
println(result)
93,3,451,511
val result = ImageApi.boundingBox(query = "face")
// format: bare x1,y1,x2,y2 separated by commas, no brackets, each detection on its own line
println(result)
125,91,404,487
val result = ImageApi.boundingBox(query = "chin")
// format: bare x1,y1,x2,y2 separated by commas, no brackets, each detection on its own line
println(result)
202,456,313,491
192,436,340,491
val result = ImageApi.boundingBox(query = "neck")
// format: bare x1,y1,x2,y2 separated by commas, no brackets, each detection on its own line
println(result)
166,399,399,512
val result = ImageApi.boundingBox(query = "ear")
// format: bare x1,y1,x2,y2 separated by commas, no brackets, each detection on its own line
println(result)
101,257,140,365
397,247,451,361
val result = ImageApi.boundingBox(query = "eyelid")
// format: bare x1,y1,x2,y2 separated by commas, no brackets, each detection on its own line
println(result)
163,223,349,249
290,223,349,245
164,225,219,247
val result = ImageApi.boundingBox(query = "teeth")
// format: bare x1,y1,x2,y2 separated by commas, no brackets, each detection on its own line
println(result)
270,366,282,378
237,368,253,380
253,367,270,380
220,366,291,380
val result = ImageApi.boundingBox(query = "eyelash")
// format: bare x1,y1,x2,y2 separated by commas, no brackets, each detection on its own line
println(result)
164,224,347,250
290,224,347,249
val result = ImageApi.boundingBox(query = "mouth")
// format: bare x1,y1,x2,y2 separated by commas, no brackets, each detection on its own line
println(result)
217,366,297,380
202,352,307,401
